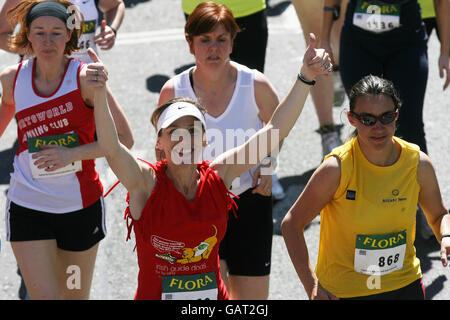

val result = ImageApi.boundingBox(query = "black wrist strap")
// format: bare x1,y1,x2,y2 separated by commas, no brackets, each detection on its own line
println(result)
298,73,316,86
441,233,450,239
109,26,117,36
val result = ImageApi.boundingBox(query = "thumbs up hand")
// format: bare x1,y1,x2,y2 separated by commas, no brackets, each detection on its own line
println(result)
86,48,108,89
94,19,116,50
300,33,332,82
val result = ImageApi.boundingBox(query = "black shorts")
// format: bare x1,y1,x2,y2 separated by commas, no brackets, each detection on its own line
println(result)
219,188,273,276
6,198,106,252
231,9,268,73
340,278,426,300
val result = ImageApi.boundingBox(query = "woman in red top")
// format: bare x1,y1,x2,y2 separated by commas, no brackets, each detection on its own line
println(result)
89,30,332,299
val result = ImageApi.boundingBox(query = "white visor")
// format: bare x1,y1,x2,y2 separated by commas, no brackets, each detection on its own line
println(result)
156,101,206,134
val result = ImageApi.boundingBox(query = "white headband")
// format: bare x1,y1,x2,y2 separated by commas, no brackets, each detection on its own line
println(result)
156,101,206,134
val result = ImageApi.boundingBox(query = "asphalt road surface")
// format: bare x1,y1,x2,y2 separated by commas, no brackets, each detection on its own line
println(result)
0,0,449,300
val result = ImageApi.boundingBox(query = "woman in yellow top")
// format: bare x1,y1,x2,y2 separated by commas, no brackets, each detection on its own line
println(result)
282,75,450,300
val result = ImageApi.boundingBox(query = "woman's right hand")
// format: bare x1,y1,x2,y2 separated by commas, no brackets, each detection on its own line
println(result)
438,53,450,91
310,283,339,300
300,33,332,81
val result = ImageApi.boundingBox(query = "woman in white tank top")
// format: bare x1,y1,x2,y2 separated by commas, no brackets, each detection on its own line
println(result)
158,2,280,300
0,0,112,299
0,0,132,300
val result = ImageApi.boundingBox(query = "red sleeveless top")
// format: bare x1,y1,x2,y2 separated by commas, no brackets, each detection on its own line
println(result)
124,160,236,300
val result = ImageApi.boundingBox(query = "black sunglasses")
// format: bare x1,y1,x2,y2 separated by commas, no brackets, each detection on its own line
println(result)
350,110,398,126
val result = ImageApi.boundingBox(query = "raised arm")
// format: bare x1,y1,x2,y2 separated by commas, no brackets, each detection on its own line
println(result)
212,33,332,188
95,0,125,50
0,0,20,53
249,71,281,196
87,49,154,204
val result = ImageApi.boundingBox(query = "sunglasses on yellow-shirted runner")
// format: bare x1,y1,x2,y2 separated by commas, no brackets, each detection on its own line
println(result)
349,110,398,126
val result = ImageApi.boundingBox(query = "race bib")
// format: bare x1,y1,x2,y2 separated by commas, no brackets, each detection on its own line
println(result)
28,133,82,178
78,19,96,53
161,272,218,300
353,0,401,33
354,230,406,276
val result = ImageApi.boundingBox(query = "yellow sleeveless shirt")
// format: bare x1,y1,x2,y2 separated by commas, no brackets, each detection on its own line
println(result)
316,136,422,298
182,0,266,18
418,0,435,19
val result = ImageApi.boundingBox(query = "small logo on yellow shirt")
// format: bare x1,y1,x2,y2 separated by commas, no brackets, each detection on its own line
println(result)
382,189,407,203
346,190,356,200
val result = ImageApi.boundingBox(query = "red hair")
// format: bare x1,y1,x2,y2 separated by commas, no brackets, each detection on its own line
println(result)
184,1,240,42
7,0,83,55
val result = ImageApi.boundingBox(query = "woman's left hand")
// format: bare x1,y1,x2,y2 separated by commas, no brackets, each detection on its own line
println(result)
252,166,273,197
32,145,75,171
440,236,450,267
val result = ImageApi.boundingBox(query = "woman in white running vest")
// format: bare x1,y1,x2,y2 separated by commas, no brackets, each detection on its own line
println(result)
158,2,280,300
0,0,111,299
0,0,133,150
0,0,132,300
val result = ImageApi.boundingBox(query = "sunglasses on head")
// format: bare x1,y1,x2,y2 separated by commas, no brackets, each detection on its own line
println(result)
349,110,398,126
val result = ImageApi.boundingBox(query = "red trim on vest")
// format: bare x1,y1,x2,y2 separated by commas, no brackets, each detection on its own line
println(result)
14,58,102,209
31,57,73,98
12,61,23,104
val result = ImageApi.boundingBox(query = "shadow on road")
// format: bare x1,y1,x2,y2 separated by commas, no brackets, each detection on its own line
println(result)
272,168,316,235
123,0,152,8
146,74,169,93
146,63,195,94
267,1,291,17
414,233,446,300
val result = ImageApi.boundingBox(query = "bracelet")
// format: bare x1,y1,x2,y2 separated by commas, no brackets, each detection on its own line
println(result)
442,233,450,240
260,155,277,168
323,5,340,20
298,73,316,86
109,26,117,36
